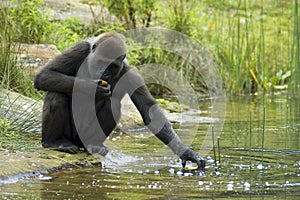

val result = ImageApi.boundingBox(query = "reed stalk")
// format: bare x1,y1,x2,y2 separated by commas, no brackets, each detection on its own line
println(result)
212,126,217,169
217,136,221,165
292,0,300,92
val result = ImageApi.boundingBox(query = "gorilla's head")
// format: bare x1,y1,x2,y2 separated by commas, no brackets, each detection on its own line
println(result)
88,32,127,81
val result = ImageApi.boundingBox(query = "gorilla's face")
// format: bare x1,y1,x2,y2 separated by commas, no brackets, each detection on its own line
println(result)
90,55,126,81
88,36,126,82
104,55,126,80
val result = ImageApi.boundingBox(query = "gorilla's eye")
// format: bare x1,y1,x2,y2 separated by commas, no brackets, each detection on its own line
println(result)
92,44,97,52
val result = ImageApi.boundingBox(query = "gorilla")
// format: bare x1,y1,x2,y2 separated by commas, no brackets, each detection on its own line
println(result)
34,32,205,169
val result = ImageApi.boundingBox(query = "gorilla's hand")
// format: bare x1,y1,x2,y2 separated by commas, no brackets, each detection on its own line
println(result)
180,148,205,170
94,80,111,96
95,81,111,105
95,84,111,97
86,143,109,156
76,79,110,97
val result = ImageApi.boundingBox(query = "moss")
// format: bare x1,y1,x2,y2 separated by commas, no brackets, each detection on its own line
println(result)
156,98,190,113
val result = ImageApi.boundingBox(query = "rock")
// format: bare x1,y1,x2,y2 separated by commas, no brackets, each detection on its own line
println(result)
119,94,144,131
15,43,60,74
44,0,111,24
17,43,60,60
0,89,42,134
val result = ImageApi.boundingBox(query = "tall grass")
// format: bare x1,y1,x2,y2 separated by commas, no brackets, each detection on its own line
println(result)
136,0,299,96
291,0,300,93
204,0,299,95
0,2,39,98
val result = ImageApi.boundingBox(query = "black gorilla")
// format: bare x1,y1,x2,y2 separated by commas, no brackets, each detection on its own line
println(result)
34,32,205,169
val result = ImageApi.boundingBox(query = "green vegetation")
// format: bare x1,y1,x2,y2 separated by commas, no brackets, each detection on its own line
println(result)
0,2,39,97
100,0,157,28
204,0,300,95
0,90,42,151
100,0,300,95
0,117,40,151
10,0,51,44
156,98,190,113
1,0,299,96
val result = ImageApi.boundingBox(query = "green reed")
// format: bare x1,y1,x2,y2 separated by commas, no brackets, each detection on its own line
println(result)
291,0,300,93
212,126,217,169
249,112,252,159
261,107,265,161
259,0,266,92
249,111,253,194
211,126,221,169
209,0,299,95
217,136,221,165
284,104,289,196
260,106,266,193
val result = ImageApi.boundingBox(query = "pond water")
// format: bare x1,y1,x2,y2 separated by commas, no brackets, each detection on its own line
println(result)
1,94,299,199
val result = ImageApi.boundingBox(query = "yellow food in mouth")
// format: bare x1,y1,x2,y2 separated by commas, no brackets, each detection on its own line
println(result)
99,80,108,86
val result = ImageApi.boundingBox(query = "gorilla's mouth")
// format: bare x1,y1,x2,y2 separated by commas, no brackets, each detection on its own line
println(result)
101,74,110,82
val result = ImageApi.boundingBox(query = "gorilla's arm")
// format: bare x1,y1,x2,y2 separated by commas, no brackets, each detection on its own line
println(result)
34,41,91,95
126,68,205,169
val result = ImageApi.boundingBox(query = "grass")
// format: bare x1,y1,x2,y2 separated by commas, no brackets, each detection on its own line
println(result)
0,2,41,98
202,0,299,95
1,0,299,97
0,127,40,151
0,89,42,151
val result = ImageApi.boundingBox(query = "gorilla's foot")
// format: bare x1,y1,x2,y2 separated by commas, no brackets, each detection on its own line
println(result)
42,141,79,154
56,144,79,154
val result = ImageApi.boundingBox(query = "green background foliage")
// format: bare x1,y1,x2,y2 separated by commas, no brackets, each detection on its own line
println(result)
0,0,299,97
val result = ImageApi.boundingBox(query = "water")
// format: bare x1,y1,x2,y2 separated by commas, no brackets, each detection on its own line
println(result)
1,94,300,199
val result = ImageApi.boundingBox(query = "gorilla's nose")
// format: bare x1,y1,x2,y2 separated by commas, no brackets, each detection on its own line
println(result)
96,69,110,80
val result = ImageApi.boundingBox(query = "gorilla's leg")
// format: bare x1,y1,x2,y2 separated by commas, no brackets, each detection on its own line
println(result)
41,92,79,154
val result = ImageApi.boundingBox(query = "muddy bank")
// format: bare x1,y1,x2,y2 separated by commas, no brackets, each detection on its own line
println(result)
0,148,103,184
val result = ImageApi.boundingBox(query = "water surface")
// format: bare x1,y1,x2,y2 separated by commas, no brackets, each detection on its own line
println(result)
1,94,299,199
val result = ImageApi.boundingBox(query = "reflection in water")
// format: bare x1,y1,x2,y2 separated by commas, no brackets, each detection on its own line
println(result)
0,95,299,199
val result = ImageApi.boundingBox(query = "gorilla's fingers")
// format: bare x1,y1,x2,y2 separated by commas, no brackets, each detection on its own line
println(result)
67,146,79,154
180,148,206,170
96,84,111,96
194,156,205,170
181,159,187,168
198,159,206,170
